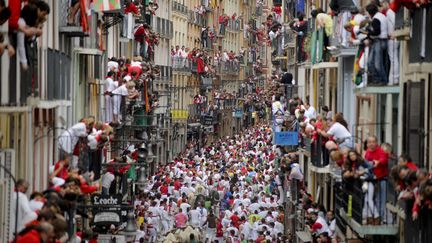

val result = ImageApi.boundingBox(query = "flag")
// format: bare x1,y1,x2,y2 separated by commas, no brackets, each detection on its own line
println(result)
93,0,121,12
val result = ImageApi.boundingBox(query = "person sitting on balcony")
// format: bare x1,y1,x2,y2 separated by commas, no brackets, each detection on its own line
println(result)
364,3,389,85
317,113,353,150
311,8,334,51
365,135,389,224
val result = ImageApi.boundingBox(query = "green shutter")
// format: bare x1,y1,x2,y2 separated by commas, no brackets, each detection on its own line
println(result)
310,30,317,64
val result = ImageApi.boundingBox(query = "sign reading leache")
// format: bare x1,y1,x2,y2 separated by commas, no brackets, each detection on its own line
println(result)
92,194,122,205
274,132,299,146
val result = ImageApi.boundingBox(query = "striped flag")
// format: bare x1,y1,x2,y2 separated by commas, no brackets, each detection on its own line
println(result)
93,0,121,12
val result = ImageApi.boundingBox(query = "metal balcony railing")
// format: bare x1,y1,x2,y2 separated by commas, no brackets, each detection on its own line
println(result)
189,10,207,26
305,135,329,168
58,0,89,36
216,61,240,75
172,56,191,72
201,76,213,89
172,1,188,15
227,19,241,32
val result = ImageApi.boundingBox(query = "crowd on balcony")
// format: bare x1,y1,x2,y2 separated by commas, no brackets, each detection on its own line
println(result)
104,55,161,123
9,115,114,242
330,0,400,86
218,10,243,36
171,45,247,76
133,22,160,61
133,123,295,242
270,95,432,236
0,0,50,79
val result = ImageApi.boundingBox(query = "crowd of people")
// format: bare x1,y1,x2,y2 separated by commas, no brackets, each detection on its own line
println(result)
10,116,113,242
134,123,300,242
171,45,249,76
271,90,432,231
104,55,161,123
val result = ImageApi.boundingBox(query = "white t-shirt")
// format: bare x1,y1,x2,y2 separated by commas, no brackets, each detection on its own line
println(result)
112,84,129,96
304,106,316,119
107,61,119,72
102,172,115,188
327,122,351,140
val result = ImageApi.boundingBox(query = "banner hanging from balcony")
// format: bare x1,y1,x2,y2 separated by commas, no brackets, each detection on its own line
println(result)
94,0,121,12
274,132,299,146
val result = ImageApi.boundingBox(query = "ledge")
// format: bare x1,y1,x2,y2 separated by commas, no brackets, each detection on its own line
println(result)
309,164,330,174
59,26,89,37
312,62,338,69
354,85,400,94
339,208,399,236
330,47,357,57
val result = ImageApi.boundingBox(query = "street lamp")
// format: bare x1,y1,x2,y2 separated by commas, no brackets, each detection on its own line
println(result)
119,212,137,242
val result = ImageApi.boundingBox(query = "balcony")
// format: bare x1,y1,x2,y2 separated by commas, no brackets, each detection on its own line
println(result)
201,76,213,89
227,19,241,32
201,37,214,51
328,13,357,57
188,11,207,27
58,0,90,37
335,180,399,236
172,56,192,72
172,1,188,16
120,13,136,40
216,61,240,76
393,8,410,40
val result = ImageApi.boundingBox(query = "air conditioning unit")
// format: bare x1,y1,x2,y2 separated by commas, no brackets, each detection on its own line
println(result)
0,149,16,243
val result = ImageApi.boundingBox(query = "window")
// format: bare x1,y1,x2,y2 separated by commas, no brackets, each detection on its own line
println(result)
403,80,425,167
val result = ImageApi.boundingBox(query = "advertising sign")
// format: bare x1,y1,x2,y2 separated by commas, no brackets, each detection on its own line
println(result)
91,194,126,225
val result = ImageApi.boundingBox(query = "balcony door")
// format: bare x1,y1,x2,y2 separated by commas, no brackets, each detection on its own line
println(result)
403,80,425,167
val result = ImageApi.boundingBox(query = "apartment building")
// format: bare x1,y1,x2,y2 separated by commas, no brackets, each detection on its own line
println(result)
278,0,432,242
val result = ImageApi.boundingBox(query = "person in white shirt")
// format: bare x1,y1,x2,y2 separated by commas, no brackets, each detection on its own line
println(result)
9,179,37,241
318,114,353,150
107,58,119,73
304,103,317,119
189,207,201,227
180,201,191,214
111,76,131,122
327,210,336,238
271,95,285,133
309,211,330,236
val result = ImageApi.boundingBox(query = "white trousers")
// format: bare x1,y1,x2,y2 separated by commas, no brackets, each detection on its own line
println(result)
113,95,122,121
388,39,400,85
362,182,380,218
105,95,113,123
